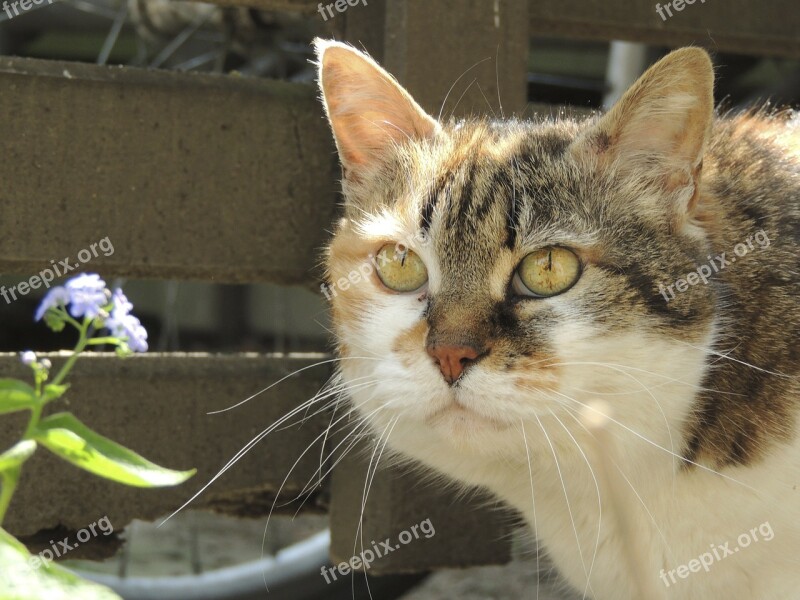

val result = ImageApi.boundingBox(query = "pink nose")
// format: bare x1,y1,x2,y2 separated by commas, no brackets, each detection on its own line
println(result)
426,345,481,384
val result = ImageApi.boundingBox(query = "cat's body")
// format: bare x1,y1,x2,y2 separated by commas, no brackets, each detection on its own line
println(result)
315,39,800,599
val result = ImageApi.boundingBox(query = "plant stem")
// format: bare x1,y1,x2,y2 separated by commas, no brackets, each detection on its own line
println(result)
50,321,89,388
22,404,43,440
58,308,83,332
85,338,120,346
1,318,92,527
0,467,20,527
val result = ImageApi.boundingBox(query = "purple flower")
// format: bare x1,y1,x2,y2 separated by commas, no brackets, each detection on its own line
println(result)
105,289,148,353
34,276,147,353
108,288,132,317
34,274,110,322
20,351,37,365
34,286,71,321
65,274,108,320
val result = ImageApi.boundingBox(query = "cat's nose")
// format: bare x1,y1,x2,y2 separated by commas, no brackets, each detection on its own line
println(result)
426,344,483,384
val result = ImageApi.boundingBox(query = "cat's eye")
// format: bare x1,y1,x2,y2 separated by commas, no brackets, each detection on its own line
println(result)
513,247,581,298
375,244,428,293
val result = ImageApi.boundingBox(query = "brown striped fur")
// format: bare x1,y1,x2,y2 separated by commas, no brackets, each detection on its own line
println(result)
318,40,799,469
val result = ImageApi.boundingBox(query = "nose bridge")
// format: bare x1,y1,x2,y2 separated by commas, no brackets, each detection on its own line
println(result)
425,291,491,350
427,225,498,348
426,320,486,351
425,295,491,384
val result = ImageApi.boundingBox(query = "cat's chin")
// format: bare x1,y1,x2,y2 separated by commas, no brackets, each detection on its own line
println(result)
425,401,513,436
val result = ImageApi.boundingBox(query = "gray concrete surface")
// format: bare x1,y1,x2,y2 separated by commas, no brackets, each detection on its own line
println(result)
0,57,338,286
1,353,332,541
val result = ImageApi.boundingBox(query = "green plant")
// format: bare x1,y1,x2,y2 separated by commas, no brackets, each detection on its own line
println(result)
0,274,196,598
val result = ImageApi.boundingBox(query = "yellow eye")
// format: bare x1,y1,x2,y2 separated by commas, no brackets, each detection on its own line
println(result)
375,244,428,293
514,247,581,298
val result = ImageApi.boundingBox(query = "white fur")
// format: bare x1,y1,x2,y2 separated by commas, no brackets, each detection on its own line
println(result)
339,288,800,599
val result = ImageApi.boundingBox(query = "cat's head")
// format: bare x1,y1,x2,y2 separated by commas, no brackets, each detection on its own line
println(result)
315,39,717,461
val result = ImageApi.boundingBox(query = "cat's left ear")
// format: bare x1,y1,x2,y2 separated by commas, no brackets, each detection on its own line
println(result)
571,47,714,214
314,38,439,178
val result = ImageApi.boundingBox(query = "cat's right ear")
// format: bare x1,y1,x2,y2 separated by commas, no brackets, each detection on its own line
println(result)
314,38,439,178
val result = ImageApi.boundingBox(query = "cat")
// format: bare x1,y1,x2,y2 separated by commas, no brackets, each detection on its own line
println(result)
314,37,800,600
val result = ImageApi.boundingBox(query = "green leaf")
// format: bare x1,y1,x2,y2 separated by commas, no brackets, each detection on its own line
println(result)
0,379,37,416
0,441,36,472
43,384,69,403
0,526,121,600
32,413,196,488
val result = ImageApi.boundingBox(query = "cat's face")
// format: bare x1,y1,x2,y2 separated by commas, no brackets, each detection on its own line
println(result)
316,39,718,461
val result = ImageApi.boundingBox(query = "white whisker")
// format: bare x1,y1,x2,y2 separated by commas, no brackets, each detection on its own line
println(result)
208,356,381,415
547,408,601,600
519,420,541,600
354,415,399,600
531,412,590,581
667,337,797,379
546,388,758,492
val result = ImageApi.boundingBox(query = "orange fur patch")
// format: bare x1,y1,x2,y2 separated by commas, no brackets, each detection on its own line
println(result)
391,321,429,368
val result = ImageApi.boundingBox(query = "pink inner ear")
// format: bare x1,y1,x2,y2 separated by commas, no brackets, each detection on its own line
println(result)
621,117,681,154
319,43,437,171
615,92,706,167
573,49,713,177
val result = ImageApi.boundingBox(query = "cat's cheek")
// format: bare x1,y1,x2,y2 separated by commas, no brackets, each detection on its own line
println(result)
390,321,432,370
335,298,435,405
328,280,375,327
